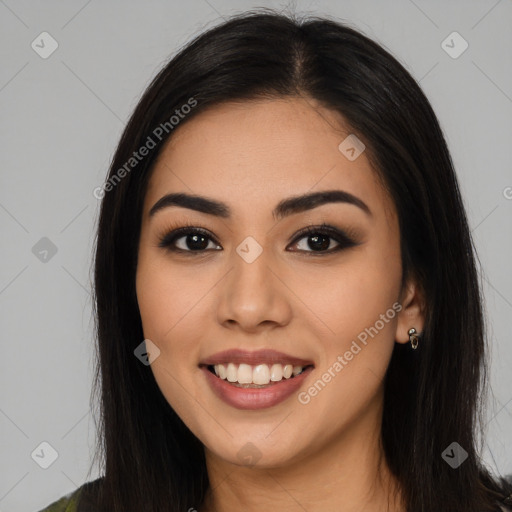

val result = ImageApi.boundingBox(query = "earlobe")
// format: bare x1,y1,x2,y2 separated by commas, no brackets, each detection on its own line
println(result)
395,278,426,345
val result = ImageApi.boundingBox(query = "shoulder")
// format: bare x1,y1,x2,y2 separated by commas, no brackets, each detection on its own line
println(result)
38,474,512,511
497,473,512,512
36,477,104,512
36,489,80,512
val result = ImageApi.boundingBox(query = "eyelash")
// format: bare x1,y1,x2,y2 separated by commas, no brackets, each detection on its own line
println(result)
156,221,359,256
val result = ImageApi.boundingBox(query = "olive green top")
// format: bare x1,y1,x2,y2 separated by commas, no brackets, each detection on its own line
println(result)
37,480,97,512
37,488,82,512
37,476,512,512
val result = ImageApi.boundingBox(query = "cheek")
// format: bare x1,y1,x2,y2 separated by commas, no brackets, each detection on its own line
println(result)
298,250,401,337
136,256,204,342
135,255,213,394
136,263,172,339
299,269,400,430
296,244,401,386
136,261,206,415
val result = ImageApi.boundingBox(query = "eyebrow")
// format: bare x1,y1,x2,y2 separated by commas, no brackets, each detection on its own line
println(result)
149,190,372,221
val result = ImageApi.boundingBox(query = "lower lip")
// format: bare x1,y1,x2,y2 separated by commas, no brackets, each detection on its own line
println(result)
200,365,314,410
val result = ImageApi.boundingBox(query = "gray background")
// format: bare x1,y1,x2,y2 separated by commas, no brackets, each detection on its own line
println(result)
0,1,511,510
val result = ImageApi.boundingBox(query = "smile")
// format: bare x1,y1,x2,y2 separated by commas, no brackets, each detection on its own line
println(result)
200,364,315,410
209,362,310,386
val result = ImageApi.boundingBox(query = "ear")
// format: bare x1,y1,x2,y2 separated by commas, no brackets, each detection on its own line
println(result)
395,276,426,345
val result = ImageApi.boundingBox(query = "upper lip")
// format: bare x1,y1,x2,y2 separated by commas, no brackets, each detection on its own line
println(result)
199,349,314,367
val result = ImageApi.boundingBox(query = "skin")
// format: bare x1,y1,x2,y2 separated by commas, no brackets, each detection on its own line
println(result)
135,96,425,512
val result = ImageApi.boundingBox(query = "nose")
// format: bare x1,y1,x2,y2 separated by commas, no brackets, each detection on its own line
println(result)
215,241,292,333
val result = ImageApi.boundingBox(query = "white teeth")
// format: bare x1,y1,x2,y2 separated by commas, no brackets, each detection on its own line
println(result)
212,363,308,385
217,364,227,380
226,363,238,383
253,364,270,385
270,364,283,381
292,365,303,376
238,364,253,384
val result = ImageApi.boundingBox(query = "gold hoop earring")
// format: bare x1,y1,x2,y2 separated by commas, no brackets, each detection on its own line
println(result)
408,328,420,349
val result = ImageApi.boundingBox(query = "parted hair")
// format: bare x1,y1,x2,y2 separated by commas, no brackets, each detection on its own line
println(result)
85,8,512,512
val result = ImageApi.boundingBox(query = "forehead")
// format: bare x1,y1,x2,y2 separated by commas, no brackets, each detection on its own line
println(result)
143,97,393,222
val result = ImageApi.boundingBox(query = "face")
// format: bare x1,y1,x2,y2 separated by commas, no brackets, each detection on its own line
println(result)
136,96,419,469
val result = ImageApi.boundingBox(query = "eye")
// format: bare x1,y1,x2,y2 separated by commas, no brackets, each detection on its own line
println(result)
158,226,221,253
288,224,358,254
157,222,358,255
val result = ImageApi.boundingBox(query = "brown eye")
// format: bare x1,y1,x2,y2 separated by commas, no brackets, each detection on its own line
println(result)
158,227,221,253
288,224,358,254
158,223,358,256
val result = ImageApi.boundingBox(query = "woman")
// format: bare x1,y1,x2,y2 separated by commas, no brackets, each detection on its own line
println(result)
38,8,512,512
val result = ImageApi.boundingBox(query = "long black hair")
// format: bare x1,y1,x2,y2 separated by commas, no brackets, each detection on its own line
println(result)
83,8,512,511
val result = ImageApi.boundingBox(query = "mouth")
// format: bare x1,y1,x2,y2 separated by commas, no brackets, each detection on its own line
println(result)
198,349,315,409
202,362,315,388
200,362,315,410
